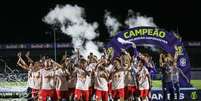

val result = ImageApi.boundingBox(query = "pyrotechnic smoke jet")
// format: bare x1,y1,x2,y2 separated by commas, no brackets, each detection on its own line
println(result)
43,4,102,58
125,9,157,28
104,10,122,37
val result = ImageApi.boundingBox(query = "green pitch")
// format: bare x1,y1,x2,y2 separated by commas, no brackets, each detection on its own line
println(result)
0,81,27,88
0,80,201,89
152,80,201,89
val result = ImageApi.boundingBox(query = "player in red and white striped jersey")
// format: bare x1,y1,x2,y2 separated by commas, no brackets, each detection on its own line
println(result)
30,62,41,100
38,59,57,101
111,57,126,101
87,53,98,100
67,63,78,100
136,59,151,101
17,52,41,100
25,52,42,101
74,58,92,101
94,57,109,101
53,58,70,101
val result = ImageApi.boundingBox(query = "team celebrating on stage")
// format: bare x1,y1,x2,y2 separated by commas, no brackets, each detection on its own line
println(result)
16,42,187,101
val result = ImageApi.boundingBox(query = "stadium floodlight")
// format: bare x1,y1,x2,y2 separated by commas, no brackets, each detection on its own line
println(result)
51,23,61,61
53,28,57,61
48,24,59,62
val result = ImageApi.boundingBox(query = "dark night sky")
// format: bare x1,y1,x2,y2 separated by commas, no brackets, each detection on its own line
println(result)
0,0,200,43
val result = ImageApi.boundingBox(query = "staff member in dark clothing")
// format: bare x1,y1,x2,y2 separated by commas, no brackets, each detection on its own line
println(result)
160,53,174,101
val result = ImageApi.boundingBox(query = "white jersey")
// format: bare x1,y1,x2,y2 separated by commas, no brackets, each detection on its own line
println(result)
106,64,113,83
27,70,34,88
112,68,125,90
106,64,113,73
55,68,69,91
87,63,96,87
75,67,92,90
32,70,41,89
88,63,97,71
137,66,150,90
94,70,108,91
40,68,56,90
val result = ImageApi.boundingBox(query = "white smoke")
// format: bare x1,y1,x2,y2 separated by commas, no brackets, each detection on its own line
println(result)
84,41,102,58
96,42,104,47
43,4,102,58
125,9,157,28
104,11,121,37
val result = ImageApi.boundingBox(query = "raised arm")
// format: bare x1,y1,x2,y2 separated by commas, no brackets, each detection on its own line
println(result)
60,51,67,64
174,50,179,66
103,48,110,61
103,48,107,58
17,52,29,70
25,51,34,63
76,48,80,62
94,58,106,71
120,48,131,68
159,53,164,67
51,59,63,68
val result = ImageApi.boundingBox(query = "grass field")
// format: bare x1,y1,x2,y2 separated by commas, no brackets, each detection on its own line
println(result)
0,80,201,89
152,80,201,89
0,80,200,100
0,81,27,88
190,80,201,89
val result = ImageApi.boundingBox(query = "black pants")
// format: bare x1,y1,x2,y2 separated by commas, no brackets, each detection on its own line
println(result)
26,87,33,101
174,83,180,101
162,82,175,101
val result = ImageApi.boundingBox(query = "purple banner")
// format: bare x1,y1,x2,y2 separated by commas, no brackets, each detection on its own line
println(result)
107,27,191,87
